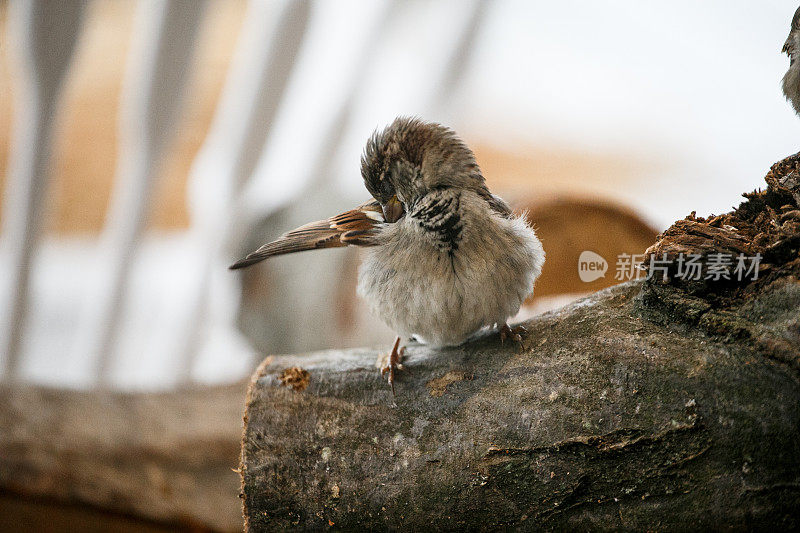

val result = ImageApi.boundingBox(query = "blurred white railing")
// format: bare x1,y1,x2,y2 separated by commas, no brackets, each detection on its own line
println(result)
73,0,209,383
0,0,486,390
1,0,88,379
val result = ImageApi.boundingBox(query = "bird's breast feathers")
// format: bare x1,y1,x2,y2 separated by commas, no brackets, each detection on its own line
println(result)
359,189,544,346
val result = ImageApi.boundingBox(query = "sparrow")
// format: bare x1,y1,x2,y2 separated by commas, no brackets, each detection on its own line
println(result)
231,117,545,393
783,5,800,115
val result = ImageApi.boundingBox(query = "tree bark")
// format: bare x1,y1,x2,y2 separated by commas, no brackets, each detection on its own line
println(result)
241,155,800,531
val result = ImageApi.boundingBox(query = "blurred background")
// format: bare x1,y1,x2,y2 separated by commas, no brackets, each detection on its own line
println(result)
0,1,798,530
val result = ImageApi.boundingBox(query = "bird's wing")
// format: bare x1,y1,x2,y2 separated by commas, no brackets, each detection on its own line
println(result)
229,200,384,270
476,186,514,218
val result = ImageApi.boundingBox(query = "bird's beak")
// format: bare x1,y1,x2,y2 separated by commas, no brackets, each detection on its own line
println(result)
382,195,404,223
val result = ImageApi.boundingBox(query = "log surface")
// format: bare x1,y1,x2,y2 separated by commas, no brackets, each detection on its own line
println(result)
241,278,800,531
0,382,246,531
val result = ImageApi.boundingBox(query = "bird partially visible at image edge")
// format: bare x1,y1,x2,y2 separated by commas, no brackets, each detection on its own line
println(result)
231,117,545,394
782,5,800,115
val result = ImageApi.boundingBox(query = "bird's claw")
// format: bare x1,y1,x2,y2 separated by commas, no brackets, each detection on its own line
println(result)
499,323,527,350
380,339,405,396
381,360,404,395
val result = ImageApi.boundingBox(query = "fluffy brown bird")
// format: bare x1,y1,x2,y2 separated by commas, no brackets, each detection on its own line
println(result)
231,118,545,393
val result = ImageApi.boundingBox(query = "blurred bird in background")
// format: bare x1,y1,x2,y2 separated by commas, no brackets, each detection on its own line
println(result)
231,118,545,392
783,5,800,114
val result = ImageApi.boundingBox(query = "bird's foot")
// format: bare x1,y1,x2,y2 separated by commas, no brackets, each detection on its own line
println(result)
379,336,405,395
499,323,527,350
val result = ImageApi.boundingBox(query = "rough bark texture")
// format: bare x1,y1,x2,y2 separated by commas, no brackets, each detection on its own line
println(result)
241,154,800,531
0,382,246,532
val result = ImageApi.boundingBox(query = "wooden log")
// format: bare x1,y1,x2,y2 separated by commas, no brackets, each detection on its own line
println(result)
241,155,800,530
0,382,246,531
241,277,800,530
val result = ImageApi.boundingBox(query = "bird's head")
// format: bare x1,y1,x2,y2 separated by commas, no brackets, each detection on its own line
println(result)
360,117,486,222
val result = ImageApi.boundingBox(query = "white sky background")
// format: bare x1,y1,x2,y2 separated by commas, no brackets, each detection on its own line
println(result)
247,0,800,230
465,0,800,228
